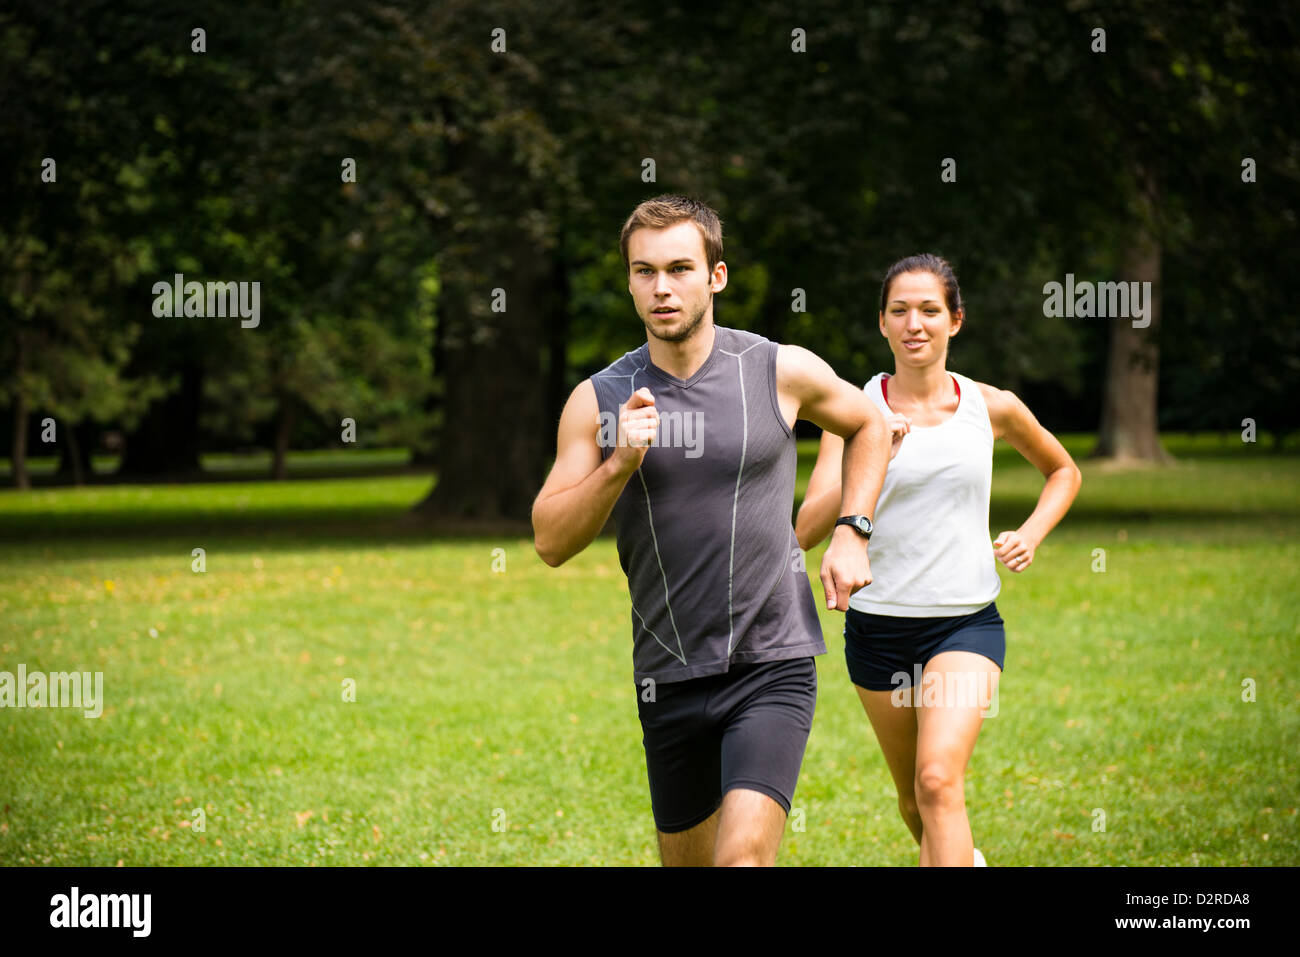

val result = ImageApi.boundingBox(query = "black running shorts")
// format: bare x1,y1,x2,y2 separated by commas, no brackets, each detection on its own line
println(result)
635,655,817,834
843,601,1006,691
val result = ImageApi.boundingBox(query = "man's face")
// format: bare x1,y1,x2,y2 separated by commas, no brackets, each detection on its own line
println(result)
627,221,727,343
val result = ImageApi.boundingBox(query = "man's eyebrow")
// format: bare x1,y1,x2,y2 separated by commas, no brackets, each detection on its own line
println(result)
630,258,696,267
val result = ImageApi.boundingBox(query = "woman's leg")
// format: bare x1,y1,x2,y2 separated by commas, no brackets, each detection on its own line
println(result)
856,686,922,846
913,650,1000,866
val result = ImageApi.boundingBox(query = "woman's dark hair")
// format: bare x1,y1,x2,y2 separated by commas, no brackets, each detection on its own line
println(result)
879,253,963,320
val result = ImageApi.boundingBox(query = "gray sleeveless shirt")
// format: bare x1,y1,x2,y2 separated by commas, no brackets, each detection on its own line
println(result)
590,325,826,684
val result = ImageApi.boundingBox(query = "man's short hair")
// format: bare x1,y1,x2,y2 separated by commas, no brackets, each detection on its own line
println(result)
620,194,724,274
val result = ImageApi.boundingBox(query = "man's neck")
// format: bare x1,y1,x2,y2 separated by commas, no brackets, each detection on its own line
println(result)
647,320,717,381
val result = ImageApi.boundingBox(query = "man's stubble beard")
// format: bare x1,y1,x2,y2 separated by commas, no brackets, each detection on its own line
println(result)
644,296,710,344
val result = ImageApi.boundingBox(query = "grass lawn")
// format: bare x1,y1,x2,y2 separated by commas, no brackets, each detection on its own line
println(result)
0,435,1296,865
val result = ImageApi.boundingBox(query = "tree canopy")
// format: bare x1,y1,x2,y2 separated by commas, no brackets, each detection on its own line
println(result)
3,0,1296,501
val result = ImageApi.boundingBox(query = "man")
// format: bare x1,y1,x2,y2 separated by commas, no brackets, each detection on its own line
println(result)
532,194,889,866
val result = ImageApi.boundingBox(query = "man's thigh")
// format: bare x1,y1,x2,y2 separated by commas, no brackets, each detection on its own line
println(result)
714,656,818,865
639,674,724,849
656,806,721,867
718,657,817,810
641,657,817,866
713,788,788,866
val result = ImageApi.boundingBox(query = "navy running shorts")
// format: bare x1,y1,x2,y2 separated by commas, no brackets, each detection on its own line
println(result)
636,655,817,834
843,601,1006,692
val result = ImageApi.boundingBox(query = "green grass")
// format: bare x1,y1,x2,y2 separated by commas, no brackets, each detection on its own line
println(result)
0,447,414,481
0,435,1296,865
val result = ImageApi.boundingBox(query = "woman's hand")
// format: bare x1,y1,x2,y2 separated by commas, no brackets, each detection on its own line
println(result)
993,530,1038,572
885,412,911,460
980,383,1081,576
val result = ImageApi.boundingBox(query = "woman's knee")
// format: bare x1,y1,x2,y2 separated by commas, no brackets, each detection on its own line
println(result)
914,761,964,811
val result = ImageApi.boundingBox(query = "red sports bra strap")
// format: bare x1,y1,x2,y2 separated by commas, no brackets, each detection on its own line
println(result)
881,373,960,405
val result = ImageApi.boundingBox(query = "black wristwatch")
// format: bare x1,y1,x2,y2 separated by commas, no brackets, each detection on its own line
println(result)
834,515,873,539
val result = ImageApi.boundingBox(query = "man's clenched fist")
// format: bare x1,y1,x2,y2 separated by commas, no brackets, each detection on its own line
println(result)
820,525,872,611
612,387,659,472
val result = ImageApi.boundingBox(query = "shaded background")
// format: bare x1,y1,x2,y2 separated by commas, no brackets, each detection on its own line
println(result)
2,0,1297,511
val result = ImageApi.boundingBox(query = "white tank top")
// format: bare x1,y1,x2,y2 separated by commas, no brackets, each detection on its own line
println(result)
848,370,1001,616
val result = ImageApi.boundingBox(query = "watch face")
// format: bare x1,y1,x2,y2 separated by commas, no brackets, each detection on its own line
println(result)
839,516,872,536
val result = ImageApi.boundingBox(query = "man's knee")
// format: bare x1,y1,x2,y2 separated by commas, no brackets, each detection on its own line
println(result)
714,837,774,867
712,789,786,866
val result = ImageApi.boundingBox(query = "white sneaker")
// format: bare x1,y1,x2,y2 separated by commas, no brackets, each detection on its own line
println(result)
972,848,987,867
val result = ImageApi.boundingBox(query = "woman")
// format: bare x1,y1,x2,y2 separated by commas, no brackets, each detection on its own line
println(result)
796,254,1081,866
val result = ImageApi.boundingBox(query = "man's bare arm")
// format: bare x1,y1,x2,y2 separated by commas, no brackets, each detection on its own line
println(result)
532,381,658,567
777,345,890,609
797,404,911,549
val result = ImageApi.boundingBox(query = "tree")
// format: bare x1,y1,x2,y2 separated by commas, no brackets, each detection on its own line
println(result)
0,5,167,486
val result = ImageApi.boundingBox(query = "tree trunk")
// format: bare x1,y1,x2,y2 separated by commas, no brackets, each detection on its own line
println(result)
413,236,550,522
118,361,204,476
411,110,555,523
409,292,444,468
10,328,30,489
57,420,94,485
63,421,85,486
272,395,295,480
1092,177,1172,463
11,389,29,491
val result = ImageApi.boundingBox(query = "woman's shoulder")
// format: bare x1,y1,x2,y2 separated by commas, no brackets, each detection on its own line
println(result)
947,372,1005,406
970,379,1007,408
961,375,1033,440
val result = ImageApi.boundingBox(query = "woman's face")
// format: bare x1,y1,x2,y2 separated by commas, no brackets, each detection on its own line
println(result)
878,270,962,367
